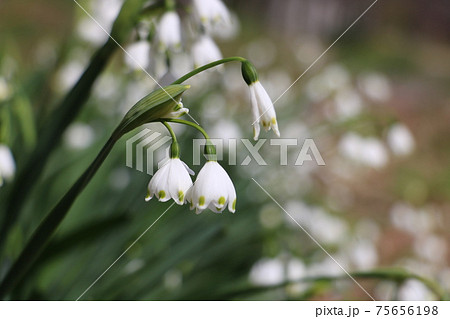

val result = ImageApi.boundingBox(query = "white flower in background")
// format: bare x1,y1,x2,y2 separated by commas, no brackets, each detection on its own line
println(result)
333,88,363,120
249,81,280,140
193,0,230,28
0,144,15,187
387,123,415,156
0,77,12,101
358,73,392,102
338,133,388,168
348,240,378,270
55,61,85,92
187,161,236,214
124,40,151,70
192,35,222,68
398,279,433,301
158,11,182,52
414,234,447,264
145,158,194,205
64,123,95,150
249,258,284,286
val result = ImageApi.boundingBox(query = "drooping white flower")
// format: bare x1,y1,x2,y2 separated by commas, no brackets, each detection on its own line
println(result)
157,11,182,52
192,35,222,68
145,158,194,205
193,0,230,28
187,161,236,214
387,123,415,156
249,81,280,140
124,40,151,71
338,133,388,168
0,144,15,187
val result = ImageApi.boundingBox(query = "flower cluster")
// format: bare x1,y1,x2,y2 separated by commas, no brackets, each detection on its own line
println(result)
141,54,283,214
125,0,233,79
146,139,236,214
142,56,281,214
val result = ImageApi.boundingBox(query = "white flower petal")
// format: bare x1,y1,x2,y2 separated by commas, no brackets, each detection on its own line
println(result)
158,12,181,52
188,161,236,214
146,158,193,205
0,145,15,185
193,0,231,30
192,36,222,68
248,81,280,139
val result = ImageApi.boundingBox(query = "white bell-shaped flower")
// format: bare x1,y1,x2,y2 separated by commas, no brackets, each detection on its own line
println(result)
249,81,280,140
0,144,15,187
145,158,194,205
193,0,230,28
187,161,236,214
192,35,222,68
158,11,182,52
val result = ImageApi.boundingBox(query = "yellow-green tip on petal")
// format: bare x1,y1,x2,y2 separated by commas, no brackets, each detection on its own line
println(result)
199,195,205,207
158,190,166,199
218,196,226,206
145,190,151,202
178,190,185,203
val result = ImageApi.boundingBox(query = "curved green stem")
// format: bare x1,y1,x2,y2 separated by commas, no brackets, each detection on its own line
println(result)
171,57,247,85
162,118,217,160
162,121,177,141
162,118,210,139
161,121,179,158
0,128,123,299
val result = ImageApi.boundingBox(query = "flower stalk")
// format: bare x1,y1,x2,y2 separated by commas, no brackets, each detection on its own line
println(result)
171,56,247,84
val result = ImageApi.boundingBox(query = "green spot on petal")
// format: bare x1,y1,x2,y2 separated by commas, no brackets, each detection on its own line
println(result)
271,117,276,125
199,196,205,206
178,191,184,202
232,199,236,211
218,196,226,206
158,190,166,199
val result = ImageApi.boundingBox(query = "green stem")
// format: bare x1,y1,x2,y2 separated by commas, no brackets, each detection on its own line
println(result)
161,121,179,158
162,118,210,139
171,57,247,85
162,119,217,161
162,121,177,141
0,129,123,299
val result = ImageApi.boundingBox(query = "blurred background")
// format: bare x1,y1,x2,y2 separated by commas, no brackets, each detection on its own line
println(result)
0,0,449,300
